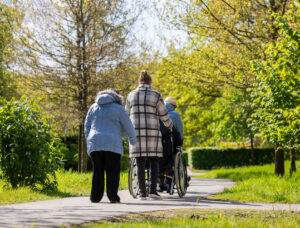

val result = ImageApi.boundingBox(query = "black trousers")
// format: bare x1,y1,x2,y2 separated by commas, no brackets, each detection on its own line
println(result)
136,157,159,196
90,151,121,202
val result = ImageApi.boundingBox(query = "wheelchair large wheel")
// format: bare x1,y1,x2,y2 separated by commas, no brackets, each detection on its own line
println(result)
174,152,187,198
128,158,139,198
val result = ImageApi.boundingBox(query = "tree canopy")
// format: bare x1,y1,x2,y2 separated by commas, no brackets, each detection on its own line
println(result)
0,3,19,102
249,3,300,151
153,0,294,149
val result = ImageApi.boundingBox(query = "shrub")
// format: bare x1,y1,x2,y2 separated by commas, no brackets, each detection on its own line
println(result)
189,148,274,169
60,136,130,171
0,99,63,189
60,135,79,171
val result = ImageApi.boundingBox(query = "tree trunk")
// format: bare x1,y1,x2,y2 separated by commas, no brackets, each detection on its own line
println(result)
80,0,88,173
78,124,82,172
78,122,87,172
76,0,88,173
275,144,284,176
290,148,296,175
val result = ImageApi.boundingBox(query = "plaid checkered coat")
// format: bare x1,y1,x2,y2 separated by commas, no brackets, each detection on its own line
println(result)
126,84,172,158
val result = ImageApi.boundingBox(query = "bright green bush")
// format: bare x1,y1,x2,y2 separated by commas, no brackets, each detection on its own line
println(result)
0,99,63,189
189,148,274,169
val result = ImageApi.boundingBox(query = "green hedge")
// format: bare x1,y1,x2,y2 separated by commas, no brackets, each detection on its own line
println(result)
183,152,189,166
189,148,274,169
60,136,188,172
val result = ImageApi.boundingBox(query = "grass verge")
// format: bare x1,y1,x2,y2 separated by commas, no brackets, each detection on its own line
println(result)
67,209,300,228
198,162,300,203
0,169,128,205
189,168,207,173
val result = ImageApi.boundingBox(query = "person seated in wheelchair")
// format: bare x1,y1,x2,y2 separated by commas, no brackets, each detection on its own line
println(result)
159,120,183,174
164,97,184,141
158,97,184,192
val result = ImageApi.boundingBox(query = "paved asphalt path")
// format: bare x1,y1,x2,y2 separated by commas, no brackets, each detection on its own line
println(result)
0,175,299,227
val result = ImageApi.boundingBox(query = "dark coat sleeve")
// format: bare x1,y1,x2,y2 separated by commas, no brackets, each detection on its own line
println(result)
172,125,183,148
160,120,183,156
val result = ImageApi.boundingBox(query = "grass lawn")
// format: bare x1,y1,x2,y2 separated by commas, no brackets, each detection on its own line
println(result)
198,162,300,203
189,168,207,173
68,209,300,228
0,169,128,205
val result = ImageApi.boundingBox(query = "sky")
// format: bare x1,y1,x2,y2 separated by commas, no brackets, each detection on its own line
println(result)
1,0,13,6
1,0,188,55
135,12,188,55
126,0,189,55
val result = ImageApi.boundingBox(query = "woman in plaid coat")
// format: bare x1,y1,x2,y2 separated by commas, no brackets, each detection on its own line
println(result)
126,70,172,200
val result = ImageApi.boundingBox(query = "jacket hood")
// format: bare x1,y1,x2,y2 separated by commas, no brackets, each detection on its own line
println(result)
165,102,175,112
95,89,124,106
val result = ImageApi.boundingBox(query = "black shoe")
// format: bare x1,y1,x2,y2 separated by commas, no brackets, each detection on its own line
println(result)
109,195,120,203
149,191,162,200
110,200,120,203
90,195,101,203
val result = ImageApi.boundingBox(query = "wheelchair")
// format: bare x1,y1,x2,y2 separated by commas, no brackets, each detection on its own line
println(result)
128,132,188,198
158,145,188,198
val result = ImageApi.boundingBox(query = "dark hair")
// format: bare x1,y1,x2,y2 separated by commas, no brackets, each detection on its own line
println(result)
138,70,152,85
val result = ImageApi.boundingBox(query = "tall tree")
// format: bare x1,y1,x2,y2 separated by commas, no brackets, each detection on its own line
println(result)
15,0,140,172
250,2,300,175
153,0,292,154
0,3,19,102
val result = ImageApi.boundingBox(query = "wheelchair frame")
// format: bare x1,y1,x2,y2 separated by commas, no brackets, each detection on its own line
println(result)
128,146,188,198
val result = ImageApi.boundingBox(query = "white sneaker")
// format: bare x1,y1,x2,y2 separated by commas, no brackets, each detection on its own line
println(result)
149,192,162,200
138,195,146,200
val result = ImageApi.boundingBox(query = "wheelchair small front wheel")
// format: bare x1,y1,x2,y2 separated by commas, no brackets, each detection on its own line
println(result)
128,158,139,198
174,152,188,198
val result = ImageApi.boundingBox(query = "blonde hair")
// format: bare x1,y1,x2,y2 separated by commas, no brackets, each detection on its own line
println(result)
138,70,152,85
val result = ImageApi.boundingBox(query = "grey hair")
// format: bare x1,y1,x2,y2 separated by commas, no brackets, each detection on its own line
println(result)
95,89,124,105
